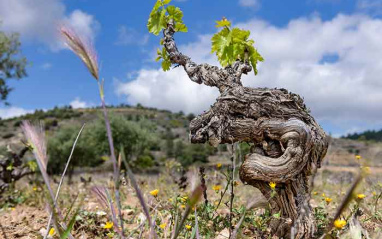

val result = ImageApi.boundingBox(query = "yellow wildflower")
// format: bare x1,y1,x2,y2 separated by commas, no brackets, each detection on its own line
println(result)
372,191,377,196
357,194,366,199
180,204,186,209
355,155,361,160
234,181,239,186
159,223,167,229
212,185,222,191
334,219,346,230
150,189,159,197
33,186,37,191
322,193,326,197
269,182,276,190
216,163,222,169
325,197,332,204
180,196,188,202
103,221,113,229
313,191,318,195
49,228,55,236
185,225,192,230
10,207,15,211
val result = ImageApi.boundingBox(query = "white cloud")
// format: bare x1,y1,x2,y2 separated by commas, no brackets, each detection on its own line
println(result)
70,97,91,109
41,63,52,70
115,25,149,46
63,10,100,43
117,14,382,134
239,0,260,9
0,107,32,119
115,68,220,113
0,0,99,50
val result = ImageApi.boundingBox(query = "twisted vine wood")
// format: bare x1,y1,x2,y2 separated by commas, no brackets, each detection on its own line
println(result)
163,21,329,238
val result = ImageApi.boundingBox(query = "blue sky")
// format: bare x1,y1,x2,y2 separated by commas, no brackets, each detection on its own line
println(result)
1,0,382,136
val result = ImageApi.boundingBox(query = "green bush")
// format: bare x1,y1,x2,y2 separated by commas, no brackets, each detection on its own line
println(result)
47,114,160,174
173,140,213,167
47,124,100,175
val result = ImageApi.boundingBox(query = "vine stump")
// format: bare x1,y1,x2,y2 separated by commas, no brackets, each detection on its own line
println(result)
163,21,329,238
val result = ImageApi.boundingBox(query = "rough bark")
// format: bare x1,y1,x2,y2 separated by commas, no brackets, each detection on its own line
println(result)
0,146,33,195
163,21,329,238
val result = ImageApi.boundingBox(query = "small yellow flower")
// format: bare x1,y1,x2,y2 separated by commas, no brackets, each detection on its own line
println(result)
372,191,377,196
10,207,15,211
168,198,173,202
180,204,186,209
322,193,326,197
216,163,222,169
159,223,167,229
49,228,55,236
325,197,332,204
334,219,346,230
103,221,113,229
212,185,222,191
33,186,37,191
185,225,192,230
234,181,239,186
180,196,188,202
269,182,276,190
150,189,159,197
313,191,318,195
214,201,219,206
355,155,361,160
357,194,366,199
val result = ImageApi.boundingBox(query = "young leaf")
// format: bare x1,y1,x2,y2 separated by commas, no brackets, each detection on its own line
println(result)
147,8,167,35
175,23,188,32
162,59,171,71
211,27,232,66
215,18,231,28
167,5,183,23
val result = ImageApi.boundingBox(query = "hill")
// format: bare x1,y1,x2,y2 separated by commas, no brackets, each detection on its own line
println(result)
0,105,381,170
343,129,382,142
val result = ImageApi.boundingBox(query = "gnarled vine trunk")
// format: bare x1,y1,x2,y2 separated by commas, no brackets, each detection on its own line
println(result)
163,21,329,238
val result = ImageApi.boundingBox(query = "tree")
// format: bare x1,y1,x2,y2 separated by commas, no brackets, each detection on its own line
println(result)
88,115,159,167
47,124,101,183
147,1,328,238
47,114,160,180
0,30,27,104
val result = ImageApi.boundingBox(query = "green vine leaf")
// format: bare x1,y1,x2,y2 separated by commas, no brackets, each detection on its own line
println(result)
211,18,264,74
156,47,171,71
175,22,188,32
148,0,188,68
167,5,183,23
215,18,231,28
147,7,167,36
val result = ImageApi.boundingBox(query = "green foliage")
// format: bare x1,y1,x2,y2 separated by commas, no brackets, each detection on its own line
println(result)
147,0,187,36
148,1,263,75
48,114,159,173
173,140,215,167
156,47,171,71
343,129,382,142
148,0,188,71
47,124,100,174
211,18,264,74
0,30,27,103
